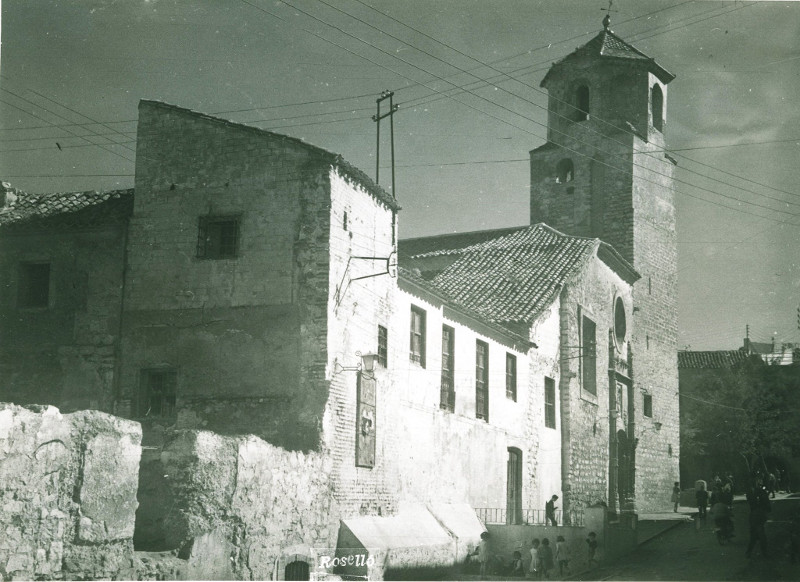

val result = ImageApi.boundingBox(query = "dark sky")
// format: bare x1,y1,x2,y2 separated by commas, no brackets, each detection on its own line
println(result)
2,0,799,350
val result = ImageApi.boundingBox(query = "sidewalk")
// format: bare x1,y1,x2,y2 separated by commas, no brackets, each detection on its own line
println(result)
636,505,694,544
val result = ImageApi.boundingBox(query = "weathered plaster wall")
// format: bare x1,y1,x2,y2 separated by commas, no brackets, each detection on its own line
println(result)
134,429,336,581
324,168,399,517
0,404,141,580
385,285,562,514
0,224,127,413
120,101,333,451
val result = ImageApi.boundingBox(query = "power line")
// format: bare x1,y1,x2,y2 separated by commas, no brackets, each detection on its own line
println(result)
259,0,800,226
0,88,135,163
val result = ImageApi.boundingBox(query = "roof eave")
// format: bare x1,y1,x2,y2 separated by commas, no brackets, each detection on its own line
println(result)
597,242,640,285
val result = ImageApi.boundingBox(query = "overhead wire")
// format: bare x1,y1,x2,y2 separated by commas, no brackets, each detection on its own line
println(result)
339,0,800,215
0,88,135,163
257,0,800,226
4,0,797,230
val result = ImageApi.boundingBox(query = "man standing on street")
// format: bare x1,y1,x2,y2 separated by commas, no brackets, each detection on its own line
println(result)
746,476,771,558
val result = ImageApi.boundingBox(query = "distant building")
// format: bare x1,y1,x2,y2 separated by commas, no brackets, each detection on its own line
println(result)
742,337,799,365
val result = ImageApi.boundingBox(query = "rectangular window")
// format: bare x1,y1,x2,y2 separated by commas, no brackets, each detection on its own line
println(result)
139,368,177,418
18,262,51,308
197,215,240,259
644,394,653,418
377,325,388,367
581,314,597,395
544,377,556,429
441,325,455,412
410,305,426,367
476,340,489,421
505,353,517,401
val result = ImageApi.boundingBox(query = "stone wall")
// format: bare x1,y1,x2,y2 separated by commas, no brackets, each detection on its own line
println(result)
0,222,127,413
631,132,680,511
0,403,141,580
134,429,336,581
559,255,635,514
120,101,335,451
530,55,679,513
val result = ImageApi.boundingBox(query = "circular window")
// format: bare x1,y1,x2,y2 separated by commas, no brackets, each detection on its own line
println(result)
614,296,627,348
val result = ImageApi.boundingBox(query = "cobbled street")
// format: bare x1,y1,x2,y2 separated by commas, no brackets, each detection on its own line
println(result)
573,496,800,581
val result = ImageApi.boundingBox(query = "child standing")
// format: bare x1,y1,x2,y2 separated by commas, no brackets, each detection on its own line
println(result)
672,481,680,512
509,550,524,576
586,531,598,567
477,531,490,577
555,535,570,576
528,538,540,579
539,538,554,579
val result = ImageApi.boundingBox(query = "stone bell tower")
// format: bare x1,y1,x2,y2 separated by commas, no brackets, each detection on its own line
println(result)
530,17,679,512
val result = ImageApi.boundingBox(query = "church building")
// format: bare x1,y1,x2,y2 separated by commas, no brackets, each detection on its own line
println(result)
0,19,679,580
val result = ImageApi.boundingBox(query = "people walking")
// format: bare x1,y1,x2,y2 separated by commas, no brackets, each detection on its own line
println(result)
545,494,559,526
745,477,771,558
671,481,680,512
767,472,777,499
696,481,709,531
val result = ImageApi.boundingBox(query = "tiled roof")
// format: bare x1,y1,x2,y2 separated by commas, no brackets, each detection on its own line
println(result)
0,184,134,229
677,350,749,369
400,225,527,257
398,265,532,348
402,224,601,325
542,29,674,85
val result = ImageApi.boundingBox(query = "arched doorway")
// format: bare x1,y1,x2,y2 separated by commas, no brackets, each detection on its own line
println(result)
285,560,310,581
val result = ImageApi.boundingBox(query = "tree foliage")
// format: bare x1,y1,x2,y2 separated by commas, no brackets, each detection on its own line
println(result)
682,355,800,476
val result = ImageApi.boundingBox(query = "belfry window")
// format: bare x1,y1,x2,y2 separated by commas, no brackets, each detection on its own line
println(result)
556,158,574,184
651,84,664,132
575,85,590,121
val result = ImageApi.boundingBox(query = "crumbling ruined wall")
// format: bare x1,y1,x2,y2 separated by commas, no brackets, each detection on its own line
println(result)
0,403,141,580
135,429,337,580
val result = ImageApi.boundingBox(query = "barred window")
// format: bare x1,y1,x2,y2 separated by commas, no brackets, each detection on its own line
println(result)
476,340,489,421
197,216,240,259
506,353,517,401
139,368,177,418
377,325,388,367
581,314,597,395
545,376,556,429
410,306,426,367
441,325,455,412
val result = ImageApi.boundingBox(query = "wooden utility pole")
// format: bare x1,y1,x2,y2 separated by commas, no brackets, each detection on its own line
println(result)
372,90,399,198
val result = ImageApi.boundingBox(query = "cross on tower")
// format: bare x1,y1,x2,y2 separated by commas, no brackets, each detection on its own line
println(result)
601,0,618,31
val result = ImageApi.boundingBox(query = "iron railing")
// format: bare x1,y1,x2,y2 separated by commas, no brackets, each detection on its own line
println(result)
475,507,584,527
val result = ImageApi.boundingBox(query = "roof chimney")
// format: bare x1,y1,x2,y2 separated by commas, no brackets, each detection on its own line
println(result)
1,182,18,209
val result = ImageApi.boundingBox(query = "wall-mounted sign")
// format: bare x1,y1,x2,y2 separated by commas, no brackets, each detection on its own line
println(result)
356,373,376,468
